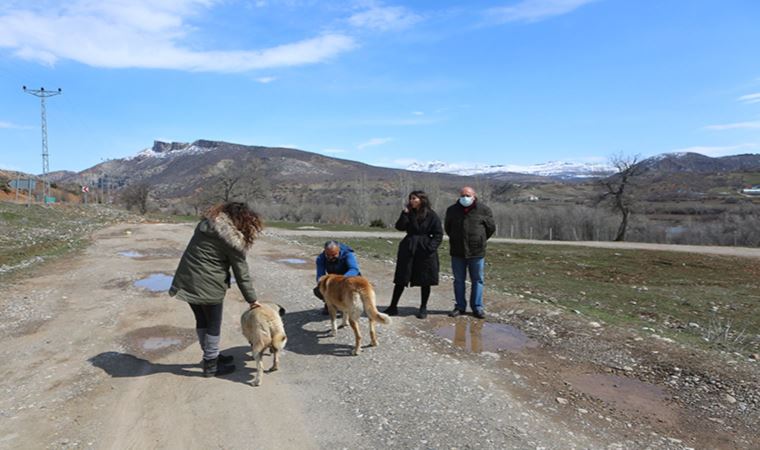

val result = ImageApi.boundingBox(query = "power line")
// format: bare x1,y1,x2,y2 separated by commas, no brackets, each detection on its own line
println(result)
23,86,62,205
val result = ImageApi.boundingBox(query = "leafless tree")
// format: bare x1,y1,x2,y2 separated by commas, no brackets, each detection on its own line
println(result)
598,154,645,241
121,182,151,214
397,171,413,207
208,162,267,204
348,173,371,225
473,175,493,204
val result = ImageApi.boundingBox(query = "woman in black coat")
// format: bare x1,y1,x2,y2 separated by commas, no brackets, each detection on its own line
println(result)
384,190,443,319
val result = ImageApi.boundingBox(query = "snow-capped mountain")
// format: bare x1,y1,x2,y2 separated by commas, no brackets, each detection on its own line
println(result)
406,160,615,179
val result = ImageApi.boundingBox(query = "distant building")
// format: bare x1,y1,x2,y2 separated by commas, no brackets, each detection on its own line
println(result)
741,185,760,195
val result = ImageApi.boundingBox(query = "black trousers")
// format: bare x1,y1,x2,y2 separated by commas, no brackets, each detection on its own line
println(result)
188,302,224,335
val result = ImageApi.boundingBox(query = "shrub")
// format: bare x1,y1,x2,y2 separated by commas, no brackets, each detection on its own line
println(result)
370,219,386,228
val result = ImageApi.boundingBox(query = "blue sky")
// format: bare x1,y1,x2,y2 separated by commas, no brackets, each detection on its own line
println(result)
1,0,759,174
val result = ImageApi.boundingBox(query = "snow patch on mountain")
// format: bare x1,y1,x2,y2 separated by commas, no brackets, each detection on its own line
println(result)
406,160,615,178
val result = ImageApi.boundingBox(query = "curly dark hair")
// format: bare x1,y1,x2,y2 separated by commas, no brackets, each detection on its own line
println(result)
205,202,264,248
409,190,431,222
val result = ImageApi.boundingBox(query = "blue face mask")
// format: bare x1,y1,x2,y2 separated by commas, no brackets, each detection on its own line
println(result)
458,195,474,207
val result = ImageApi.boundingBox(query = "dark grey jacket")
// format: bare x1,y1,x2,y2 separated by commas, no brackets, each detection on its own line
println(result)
169,213,257,305
444,200,496,258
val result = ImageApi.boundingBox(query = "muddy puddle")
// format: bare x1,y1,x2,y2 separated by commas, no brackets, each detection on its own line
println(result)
119,250,144,258
134,273,173,292
121,326,196,358
433,318,538,353
118,248,182,260
564,373,677,425
266,254,311,270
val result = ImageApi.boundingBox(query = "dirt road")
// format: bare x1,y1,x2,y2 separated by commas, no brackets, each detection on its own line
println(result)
0,223,754,449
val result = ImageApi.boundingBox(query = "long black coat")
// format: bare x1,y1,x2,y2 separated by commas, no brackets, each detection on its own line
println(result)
393,209,443,286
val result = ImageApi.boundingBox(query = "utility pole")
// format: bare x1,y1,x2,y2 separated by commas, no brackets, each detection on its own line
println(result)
23,86,62,205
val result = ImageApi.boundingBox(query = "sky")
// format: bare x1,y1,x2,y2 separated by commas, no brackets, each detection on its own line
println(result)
1,0,760,174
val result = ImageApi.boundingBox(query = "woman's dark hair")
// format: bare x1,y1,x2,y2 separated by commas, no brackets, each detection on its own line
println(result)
408,190,431,221
206,202,264,248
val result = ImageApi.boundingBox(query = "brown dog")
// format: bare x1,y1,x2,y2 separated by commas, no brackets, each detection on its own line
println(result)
240,302,287,386
317,274,391,355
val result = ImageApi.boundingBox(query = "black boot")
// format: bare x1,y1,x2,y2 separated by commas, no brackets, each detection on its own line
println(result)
384,305,399,316
203,357,235,377
416,286,430,319
385,284,404,316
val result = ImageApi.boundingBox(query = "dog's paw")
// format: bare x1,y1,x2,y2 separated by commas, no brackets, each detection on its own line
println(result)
329,330,337,337
252,379,261,387
351,348,361,356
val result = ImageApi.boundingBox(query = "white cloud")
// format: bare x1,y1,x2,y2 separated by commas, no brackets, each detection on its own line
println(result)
412,111,424,116
0,1,356,72
486,0,597,23
356,117,441,126
670,143,759,157
348,5,422,31
255,76,277,84
738,93,760,104
0,121,31,130
705,121,760,131
357,137,392,149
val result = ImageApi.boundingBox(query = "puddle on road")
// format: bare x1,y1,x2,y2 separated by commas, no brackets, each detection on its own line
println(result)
277,258,308,264
565,373,676,425
435,319,538,353
266,254,312,270
134,273,173,292
118,250,144,258
121,326,195,358
118,248,183,260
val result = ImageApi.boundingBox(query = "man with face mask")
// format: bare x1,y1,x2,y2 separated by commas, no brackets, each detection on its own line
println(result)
313,240,361,314
444,186,496,319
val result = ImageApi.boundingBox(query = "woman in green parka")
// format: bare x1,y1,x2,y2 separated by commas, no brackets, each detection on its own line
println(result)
169,202,263,377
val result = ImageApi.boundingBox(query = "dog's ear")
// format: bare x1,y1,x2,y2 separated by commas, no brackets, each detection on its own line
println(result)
278,305,286,317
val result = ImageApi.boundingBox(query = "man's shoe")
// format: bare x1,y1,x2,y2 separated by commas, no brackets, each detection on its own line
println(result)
384,305,399,316
416,307,428,319
473,310,486,319
448,309,464,317
218,353,234,364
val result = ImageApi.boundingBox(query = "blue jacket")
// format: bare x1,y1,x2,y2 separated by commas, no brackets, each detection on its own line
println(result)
315,243,361,283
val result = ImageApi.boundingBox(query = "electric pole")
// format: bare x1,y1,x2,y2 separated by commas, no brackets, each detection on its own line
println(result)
23,86,62,205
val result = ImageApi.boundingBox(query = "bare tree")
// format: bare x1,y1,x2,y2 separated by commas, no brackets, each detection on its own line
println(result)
420,176,441,211
473,175,493,204
208,162,267,204
598,154,645,241
397,171,413,207
121,182,151,214
348,173,371,225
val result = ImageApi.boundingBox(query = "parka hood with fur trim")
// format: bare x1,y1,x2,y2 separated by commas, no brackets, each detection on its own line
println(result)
202,211,251,253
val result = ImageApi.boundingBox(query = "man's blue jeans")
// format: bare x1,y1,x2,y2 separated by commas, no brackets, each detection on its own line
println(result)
451,256,485,313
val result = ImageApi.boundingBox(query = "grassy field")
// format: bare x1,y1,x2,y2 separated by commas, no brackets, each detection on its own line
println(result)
0,202,138,279
265,220,387,232
294,235,760,353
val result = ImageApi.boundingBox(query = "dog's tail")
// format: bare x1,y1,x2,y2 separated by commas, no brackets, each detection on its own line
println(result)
272,332,287,350
361,285,391,325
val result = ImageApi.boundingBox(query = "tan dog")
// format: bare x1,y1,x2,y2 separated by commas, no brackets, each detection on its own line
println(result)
240,302,287,386
317,274,391,355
